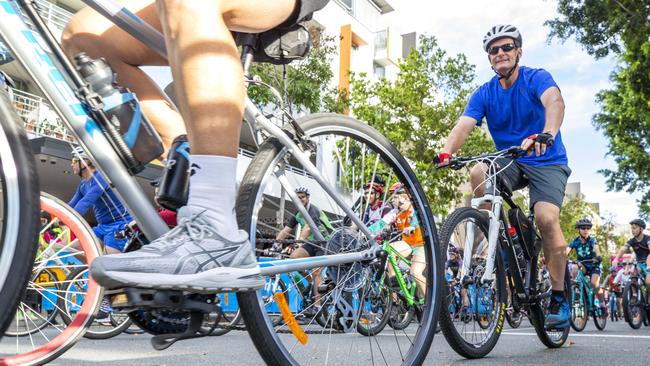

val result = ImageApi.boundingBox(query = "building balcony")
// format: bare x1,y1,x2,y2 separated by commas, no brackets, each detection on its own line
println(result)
373,28,400,66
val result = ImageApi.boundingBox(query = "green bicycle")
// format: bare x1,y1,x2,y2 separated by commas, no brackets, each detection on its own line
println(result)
357,230,425,336
569,259,607,331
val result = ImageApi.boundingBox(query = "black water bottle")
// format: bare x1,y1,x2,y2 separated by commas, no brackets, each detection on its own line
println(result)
75,53,163,167
156,135,190,210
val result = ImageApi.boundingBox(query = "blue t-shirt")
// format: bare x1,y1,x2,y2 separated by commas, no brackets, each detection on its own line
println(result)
69,170,132,225
569,236,597,262
462,66,568,166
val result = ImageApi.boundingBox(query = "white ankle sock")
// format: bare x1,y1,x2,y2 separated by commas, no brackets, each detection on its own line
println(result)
186,154,239,240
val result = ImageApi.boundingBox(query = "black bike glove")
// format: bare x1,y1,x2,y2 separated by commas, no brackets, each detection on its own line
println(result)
528,132,554,147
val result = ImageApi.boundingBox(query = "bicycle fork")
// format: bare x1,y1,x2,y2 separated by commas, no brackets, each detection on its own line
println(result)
459,195,503,286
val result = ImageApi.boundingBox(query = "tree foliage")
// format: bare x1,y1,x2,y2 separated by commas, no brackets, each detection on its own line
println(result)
559,194,594,245
248,35,342,115
546,0,650,217
344,35,491,215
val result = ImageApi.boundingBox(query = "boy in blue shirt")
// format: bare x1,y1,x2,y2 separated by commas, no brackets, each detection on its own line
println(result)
567,219,605,311
436,25,571,329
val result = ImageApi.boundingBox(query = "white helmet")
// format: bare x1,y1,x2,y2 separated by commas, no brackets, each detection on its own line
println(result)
483,24,522,52
71,146,89,160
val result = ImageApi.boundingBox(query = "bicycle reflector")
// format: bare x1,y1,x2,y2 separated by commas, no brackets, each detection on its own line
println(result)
274,292,308,345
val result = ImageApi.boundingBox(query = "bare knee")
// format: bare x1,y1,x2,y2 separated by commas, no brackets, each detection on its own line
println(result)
534,211,559,235
469,164,488,197
61,15,107,60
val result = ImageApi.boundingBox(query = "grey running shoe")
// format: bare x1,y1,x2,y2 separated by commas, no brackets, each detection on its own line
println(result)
90,206,263,292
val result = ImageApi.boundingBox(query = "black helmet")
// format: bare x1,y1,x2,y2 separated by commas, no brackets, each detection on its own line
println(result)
483,24,523,52
574,218,593,229
629,218,646,229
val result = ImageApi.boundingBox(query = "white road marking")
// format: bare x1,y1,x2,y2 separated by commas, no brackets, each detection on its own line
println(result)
502,332,650,339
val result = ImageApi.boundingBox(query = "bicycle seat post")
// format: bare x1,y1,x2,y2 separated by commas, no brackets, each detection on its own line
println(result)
237,33,257,79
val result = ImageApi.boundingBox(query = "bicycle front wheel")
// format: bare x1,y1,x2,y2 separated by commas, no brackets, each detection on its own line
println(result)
569,283,587,332
0,86,40,339
438,207,506,359
236,113,442,365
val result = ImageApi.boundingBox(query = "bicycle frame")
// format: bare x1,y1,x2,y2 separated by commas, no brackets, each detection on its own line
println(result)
574,265,595,313
0,0,384,277
382,242,419,306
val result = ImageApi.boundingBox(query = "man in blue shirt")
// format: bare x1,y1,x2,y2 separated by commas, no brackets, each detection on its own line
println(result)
69,146,132,253
437,25,571,329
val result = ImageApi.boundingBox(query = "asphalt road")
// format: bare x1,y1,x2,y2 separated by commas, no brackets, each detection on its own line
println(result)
32,319,649,365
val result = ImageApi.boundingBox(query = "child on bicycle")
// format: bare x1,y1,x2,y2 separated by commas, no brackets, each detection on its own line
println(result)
566,218,606,312
370,183,426,298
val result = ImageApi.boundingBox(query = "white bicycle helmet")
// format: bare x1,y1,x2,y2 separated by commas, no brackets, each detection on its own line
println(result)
295,186,310,196
483,24,522,52
71,145,89,160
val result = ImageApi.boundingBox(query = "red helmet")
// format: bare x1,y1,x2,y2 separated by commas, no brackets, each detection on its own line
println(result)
363,182,384,194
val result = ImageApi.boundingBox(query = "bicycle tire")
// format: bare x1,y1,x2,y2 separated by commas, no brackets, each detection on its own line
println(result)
0,86,40,340
438,207,506,359
622,281,643,329
59,267,131,340
569,283,587,332
593,304,607,331
528,266,570,349
236,113,442,365
356,279,392,336
1,193,103,365
387,299,414,330
3,268,62,337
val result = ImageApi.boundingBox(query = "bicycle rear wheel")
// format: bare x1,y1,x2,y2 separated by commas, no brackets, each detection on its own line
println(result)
236,113,442,365
0,193,102,366
0,86,40,339
529,265,570,348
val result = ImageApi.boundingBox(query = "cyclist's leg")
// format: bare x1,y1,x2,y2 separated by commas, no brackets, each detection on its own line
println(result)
290,246,321,304
590,268,605,303
411,246,426,298
92,225,120,254
89,0,301,291
61,0,185,152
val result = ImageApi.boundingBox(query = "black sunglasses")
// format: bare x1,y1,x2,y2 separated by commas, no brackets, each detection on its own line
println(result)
488,43,516,55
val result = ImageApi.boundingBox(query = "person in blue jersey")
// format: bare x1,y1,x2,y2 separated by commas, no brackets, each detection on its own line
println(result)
436,25,571,329
69,146,133,254
566,218,606,312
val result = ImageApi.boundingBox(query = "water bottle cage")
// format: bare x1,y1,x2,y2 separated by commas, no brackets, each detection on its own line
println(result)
102,91,142,149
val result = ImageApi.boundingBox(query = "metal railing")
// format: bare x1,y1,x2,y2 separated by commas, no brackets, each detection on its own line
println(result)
34,0,74,33
12,88,75,141
10,87,314,177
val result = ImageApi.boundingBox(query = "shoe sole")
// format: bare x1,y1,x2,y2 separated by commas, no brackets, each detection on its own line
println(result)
91,266,264,294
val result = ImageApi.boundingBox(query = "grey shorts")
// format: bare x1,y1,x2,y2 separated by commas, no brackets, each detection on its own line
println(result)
494,158,571,210
280,0,330,27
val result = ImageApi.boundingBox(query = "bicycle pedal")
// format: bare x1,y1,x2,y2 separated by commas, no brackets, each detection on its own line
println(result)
109,287,216,314
151,311,207,351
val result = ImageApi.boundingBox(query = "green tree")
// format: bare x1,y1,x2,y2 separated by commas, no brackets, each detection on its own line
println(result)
559,194,593,245
344,35,491,215
546,0,650,217
248,35,343,115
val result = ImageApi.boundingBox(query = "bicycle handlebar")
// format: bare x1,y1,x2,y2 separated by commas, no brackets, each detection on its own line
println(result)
436,146,525,170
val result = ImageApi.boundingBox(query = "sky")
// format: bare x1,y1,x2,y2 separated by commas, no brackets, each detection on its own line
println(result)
383,0,641,226
144,0,641,226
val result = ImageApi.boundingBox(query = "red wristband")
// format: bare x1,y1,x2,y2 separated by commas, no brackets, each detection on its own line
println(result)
438,152,450,162
527,134,538,140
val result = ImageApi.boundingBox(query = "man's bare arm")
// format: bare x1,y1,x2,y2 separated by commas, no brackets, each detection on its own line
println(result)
440,116,477,156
